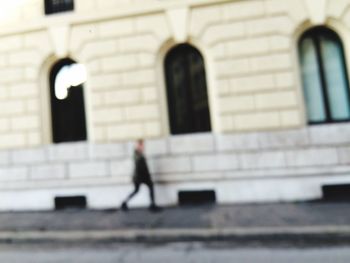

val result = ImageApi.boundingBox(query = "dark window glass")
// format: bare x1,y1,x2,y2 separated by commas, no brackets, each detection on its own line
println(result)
165,44,211,134
50,58,87,143
45,0,74,15
299,27,350,124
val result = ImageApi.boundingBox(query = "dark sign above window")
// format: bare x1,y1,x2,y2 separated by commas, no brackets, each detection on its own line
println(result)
45,0,74,15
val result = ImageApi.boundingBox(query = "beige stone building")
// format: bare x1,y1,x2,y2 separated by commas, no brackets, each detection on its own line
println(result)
0,0,349,210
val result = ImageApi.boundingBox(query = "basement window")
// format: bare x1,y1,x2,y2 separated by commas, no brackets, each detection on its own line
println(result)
178,190,216,206
55,196,87,210
322,184,350,202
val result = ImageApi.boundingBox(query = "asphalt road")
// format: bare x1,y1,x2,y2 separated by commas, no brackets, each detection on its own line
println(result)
3,202,350,232
0,242,349,262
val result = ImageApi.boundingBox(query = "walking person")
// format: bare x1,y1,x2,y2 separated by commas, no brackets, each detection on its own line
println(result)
121,139,161,212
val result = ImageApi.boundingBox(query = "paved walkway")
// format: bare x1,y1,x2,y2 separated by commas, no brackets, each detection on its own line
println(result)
1,202,350,243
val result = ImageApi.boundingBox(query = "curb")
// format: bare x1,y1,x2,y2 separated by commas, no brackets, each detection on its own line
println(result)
2,225,350,244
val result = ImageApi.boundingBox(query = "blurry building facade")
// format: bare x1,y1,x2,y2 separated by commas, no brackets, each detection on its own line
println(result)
0,0,349,210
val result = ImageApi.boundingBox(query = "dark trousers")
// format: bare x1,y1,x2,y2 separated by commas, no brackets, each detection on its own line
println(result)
123,180,155,206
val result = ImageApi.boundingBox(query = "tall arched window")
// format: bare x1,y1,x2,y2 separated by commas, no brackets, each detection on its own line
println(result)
164,44,211,134
50,58,87,143
299,27,350,124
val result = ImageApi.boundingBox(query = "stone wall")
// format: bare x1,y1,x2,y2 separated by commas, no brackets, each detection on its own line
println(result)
0,0,349,148
0,123,348,210
0,31,51,148
0,0,349,209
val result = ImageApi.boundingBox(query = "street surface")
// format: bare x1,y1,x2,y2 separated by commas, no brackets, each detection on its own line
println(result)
2,202,350,232
0,242,349,262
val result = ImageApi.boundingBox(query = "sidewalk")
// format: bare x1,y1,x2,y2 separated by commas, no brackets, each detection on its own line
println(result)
1,202,350,244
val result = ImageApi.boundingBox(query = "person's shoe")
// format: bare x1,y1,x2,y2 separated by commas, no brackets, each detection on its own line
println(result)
121,202,128,212
149,204,162,212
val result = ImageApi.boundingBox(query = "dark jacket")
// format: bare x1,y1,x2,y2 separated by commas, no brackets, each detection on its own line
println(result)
132,149,151,183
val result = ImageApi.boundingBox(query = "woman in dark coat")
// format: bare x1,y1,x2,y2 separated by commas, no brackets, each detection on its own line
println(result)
121,139,160,212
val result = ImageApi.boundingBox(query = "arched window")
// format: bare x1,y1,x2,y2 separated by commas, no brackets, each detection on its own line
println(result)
299,27,350,124
50,58,87,143
164,44,211,134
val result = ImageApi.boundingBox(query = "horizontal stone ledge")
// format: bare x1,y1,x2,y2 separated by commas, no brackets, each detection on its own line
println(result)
1,163,350,188
0,225,350,243
0,177,130,191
